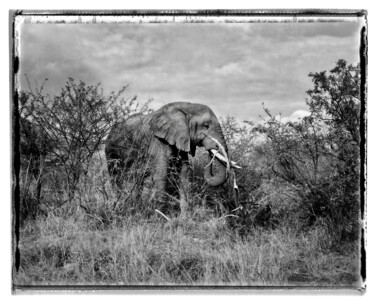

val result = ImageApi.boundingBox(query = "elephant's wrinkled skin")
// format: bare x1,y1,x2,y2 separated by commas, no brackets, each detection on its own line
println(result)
105,102,229,217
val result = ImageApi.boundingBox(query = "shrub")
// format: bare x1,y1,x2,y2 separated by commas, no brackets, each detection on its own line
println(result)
18,78,149,220
252,59,361,244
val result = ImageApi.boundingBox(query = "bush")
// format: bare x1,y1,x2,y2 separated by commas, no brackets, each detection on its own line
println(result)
252,59,361,244
18,78,149,221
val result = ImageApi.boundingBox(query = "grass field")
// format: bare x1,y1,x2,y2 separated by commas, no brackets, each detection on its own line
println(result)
14,151,363,288
15,202,361,287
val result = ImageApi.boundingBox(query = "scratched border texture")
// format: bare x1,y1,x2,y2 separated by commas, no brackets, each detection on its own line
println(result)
10,9,367,295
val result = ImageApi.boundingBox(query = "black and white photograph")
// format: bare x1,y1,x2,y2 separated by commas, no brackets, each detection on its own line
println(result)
11,10,366,291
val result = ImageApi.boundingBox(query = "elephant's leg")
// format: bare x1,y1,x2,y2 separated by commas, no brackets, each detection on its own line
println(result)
179,156,190,218
141,142,170,206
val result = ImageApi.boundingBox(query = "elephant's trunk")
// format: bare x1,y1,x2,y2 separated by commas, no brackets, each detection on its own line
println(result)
202,132,229,187
204,156,228,187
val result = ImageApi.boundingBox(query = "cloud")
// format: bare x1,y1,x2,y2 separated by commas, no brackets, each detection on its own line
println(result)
18,20,361,123
247,21,361,41
215,62,243,76
280,110,310,123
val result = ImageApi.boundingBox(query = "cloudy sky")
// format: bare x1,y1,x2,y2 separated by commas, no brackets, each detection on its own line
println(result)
18,16,362,122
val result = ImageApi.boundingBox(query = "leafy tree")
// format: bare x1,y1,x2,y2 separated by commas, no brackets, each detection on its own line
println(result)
307,59,360,145
20,78,147,204
306,59,360,240
254,59,361,243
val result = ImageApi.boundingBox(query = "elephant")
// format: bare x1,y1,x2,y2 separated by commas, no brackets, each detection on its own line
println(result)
105,102,235,218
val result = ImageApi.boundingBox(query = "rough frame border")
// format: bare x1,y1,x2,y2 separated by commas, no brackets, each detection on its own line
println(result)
9,9,368,295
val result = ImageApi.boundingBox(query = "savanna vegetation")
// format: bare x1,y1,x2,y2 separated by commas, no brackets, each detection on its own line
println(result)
13,60,363,287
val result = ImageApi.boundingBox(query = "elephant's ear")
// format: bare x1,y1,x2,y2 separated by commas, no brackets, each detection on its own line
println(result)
150,106,191,153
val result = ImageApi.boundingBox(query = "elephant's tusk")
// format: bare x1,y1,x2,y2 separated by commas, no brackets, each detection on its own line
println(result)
206,135,230,173
209,149,242,169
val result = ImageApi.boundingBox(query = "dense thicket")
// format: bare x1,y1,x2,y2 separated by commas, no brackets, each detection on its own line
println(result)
218,60,361,245
18,79,148,221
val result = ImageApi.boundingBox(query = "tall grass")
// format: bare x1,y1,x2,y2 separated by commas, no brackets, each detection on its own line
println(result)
15,212,360,286
14,153,361,287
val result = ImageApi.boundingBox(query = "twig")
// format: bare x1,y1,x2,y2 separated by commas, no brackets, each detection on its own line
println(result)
155,209,171,221
208,148,242,169
230,160,242,169
217,214,239,220
79,204,105,225
48,199,70,211
164,192,183,204
232,171,240,208
231,206,243,212
233,174,238,190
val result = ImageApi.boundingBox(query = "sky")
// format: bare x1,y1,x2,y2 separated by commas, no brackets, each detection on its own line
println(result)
17,16,362,122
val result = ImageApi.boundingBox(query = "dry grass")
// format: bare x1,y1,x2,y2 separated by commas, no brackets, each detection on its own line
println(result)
14,154,361,287
15,209,360,286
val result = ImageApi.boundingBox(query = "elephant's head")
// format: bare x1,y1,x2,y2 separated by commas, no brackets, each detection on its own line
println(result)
150,102,230,187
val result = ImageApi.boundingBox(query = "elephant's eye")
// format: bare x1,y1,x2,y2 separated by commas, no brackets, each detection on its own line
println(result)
203,123,210,129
